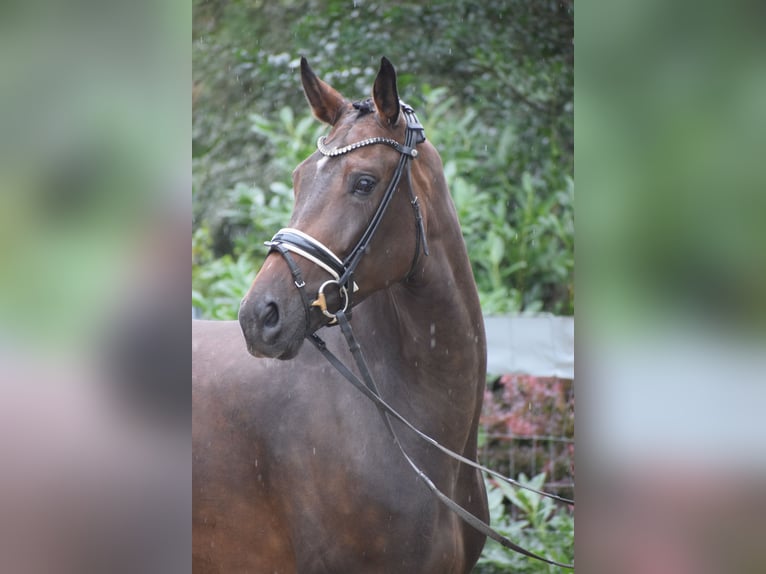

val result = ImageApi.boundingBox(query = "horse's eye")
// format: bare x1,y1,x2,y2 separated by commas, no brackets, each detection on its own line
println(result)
352,176,376,196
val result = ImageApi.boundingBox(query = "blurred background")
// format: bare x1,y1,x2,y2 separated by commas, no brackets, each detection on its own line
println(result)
0,0,190,572
577,1,766,573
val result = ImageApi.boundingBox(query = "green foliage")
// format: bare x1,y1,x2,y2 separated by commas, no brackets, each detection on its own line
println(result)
249,106,328,178
192,0,574,315
474,473,574,574
192,97,574,315
419,87,574,314
192,253,255,321
192,226,257,320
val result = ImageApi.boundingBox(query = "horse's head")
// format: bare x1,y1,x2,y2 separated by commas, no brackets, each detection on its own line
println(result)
239,57,431,359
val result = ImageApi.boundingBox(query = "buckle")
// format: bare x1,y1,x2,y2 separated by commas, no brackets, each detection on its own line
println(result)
311,280,350,325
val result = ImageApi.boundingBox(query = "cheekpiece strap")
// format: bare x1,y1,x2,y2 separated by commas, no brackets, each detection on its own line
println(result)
401,102,426,145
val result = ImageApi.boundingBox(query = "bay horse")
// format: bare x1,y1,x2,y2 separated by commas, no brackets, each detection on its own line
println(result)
193,57,489,573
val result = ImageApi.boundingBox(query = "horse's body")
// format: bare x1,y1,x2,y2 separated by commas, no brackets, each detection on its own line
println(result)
193,58,489,573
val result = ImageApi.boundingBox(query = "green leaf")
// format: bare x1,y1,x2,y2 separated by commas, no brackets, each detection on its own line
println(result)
488,232,505,266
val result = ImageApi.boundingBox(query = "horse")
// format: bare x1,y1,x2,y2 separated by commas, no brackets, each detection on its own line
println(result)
193,57,489,573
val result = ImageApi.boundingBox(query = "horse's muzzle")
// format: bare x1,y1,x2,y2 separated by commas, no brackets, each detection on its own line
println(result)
238,293,305,360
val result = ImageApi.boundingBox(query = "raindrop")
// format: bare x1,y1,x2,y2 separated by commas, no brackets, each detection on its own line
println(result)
313,447,316,455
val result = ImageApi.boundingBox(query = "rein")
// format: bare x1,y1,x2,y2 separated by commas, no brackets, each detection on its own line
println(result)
266,102,573,569
309,312,574,569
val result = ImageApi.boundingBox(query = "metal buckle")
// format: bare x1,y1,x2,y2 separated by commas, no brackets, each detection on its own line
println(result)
311,279,349,324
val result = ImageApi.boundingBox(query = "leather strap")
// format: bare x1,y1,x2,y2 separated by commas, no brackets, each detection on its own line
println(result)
337,105,425,295
266,228,346,280
270,244,313,328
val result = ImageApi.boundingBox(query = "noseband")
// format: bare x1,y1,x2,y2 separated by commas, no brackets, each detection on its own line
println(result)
265,101,428,328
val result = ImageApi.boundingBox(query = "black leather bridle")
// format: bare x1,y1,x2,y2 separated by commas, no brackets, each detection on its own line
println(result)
263,102,574,569
265,101,428,328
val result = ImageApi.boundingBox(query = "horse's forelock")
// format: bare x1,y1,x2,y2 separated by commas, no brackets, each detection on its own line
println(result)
352,98,375,116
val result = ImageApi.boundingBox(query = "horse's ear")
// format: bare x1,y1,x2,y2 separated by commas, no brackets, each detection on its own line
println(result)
301,57,346,126
373,57,400,127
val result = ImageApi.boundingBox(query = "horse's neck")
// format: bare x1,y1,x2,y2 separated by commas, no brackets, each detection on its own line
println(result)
390,239,485,383
395,164,486,388
359,216,486,452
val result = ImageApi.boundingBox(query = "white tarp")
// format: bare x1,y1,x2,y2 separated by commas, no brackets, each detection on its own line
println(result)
484,314,574,379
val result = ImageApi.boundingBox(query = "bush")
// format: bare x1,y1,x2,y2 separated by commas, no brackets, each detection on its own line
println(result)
192,93,574,316
474,473,574,573
192,0,573,316
480,375,574,500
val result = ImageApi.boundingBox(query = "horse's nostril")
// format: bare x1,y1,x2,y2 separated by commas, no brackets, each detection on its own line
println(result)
263,302,279,328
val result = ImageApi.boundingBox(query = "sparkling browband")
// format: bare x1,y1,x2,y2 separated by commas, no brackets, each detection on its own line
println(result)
317,135,418,158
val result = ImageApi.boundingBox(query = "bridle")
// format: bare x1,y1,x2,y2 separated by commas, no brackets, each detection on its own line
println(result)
262,102,574,569
265,100,428,328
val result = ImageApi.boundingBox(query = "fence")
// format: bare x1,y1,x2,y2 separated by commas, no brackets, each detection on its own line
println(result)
480,315,574,502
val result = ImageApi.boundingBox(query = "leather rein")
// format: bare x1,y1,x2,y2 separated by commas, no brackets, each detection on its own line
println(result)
264,102,574,569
